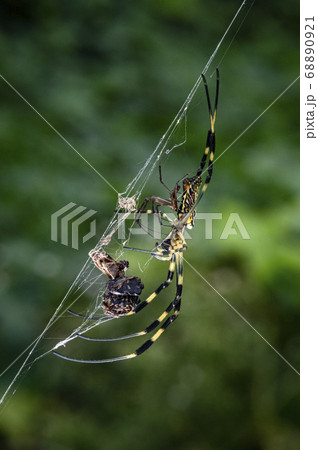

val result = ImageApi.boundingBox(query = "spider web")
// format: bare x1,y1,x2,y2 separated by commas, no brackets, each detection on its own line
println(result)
0,0,254,409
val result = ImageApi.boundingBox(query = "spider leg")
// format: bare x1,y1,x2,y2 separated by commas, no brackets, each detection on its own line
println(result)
196,69,219,201
123,247,171,261
76,295,176,342
132,251,183,357
76,253,176,343
177,70,219,231
53,253,183,363
135,198,173,224
135,208,174,237
134,197,155,227
134,206,174,240
124,231,174,260
129,252,175,314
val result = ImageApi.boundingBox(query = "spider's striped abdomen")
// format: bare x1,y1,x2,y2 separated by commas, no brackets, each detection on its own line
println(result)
178,176,202,228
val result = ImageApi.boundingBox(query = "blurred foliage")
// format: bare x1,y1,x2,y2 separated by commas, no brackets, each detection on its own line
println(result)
0,1,299,449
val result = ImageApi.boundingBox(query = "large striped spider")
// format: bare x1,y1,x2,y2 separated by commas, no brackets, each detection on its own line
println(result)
54,70,219,363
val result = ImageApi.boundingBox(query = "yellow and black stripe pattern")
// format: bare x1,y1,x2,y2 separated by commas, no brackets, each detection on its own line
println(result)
53,235,184,364
195,70,219,203
130,236,183,358
176,70,219,230
53,70,219,364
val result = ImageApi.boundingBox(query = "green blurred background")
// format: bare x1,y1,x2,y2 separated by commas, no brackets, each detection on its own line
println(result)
0,1,299,449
